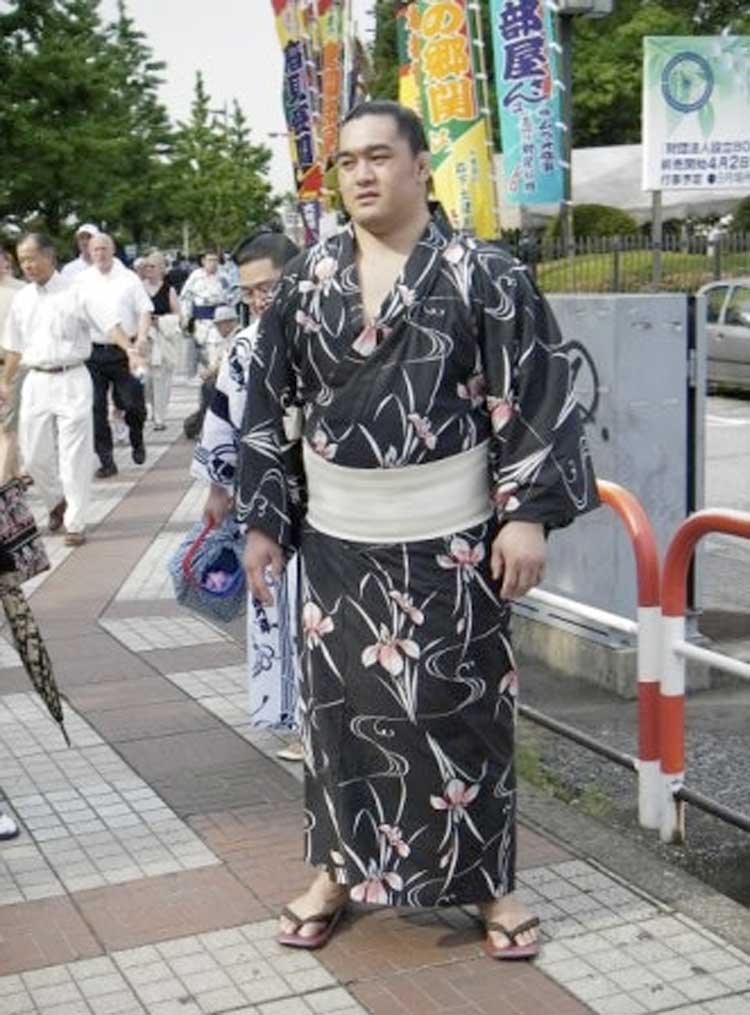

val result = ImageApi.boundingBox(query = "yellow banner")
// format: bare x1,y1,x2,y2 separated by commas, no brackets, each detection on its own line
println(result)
432,119,497,239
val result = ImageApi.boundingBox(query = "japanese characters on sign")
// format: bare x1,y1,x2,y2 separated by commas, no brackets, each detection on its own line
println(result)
643,37,750,191
489,0,564,204
414,1,498,237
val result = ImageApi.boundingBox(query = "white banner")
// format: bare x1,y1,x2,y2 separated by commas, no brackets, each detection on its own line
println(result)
642,36,750,192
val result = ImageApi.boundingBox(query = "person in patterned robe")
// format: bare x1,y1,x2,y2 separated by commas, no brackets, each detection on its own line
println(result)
192,233,302,742
237,102,598,957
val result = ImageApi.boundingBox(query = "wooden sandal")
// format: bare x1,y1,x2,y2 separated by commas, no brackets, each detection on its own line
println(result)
484,915,541,960
277,904,345,950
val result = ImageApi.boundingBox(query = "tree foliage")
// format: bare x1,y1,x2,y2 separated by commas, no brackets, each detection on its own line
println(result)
0,0,280,251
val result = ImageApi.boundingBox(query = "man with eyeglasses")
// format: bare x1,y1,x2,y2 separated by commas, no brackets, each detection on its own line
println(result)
192,232,302,744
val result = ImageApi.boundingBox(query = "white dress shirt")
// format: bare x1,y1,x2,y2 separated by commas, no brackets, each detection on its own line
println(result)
0,276,24,340
2,272,96,368
77,262,153,344
60,256,90,282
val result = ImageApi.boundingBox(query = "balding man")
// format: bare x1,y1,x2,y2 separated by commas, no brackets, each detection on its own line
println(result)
1,234,100,546
78,234,152,478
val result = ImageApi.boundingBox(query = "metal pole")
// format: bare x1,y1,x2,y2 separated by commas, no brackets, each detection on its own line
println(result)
558,12,574,264
651,190,663,289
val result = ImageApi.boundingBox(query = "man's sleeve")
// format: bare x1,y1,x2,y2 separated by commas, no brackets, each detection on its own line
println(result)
133,280,154,316
235,277,306,550
191,354,237,492
477,255,599,529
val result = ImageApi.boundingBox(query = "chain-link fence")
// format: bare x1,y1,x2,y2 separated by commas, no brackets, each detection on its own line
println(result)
502,231,750,293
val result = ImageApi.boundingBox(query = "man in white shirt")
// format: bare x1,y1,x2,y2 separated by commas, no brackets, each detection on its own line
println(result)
1,234,104,546
78,233,152,478
60,223,99,282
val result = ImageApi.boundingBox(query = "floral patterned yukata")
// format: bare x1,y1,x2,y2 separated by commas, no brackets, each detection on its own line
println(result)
236,213,598,908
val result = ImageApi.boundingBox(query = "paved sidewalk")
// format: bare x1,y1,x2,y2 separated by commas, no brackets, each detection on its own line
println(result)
1,381,749,1015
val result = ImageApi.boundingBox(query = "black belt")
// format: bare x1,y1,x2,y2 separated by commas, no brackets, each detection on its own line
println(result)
30,362,84,374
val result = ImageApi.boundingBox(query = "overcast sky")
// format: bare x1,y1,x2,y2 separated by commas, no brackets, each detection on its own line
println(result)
98,0,374,195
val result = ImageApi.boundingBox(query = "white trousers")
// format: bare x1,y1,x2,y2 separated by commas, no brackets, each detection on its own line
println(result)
147,365,174,425
19,366,94,534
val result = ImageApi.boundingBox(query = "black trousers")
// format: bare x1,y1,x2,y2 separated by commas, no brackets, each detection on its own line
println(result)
87,344,146,464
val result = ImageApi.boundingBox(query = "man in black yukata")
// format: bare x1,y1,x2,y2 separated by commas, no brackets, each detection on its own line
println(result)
237,101,597,960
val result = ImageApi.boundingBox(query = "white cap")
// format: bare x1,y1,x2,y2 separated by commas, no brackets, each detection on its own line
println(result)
75,222,99,236
213,305,238,324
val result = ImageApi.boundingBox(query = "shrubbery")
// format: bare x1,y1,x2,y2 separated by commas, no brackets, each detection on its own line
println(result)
546,204,639,239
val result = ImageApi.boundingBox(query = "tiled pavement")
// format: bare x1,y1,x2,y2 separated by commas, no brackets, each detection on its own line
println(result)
1,380,749,1015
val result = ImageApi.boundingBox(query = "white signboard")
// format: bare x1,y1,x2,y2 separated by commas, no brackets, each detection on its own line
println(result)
643,36,750,191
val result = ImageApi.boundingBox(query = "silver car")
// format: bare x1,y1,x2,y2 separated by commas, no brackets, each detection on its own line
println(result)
699,278,750,392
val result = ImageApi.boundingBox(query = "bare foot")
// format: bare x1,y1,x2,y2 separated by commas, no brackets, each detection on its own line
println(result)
479,892,539,952
279,869,349,940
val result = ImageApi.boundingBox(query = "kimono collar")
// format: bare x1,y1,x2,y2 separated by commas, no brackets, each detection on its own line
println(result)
333,209,458,351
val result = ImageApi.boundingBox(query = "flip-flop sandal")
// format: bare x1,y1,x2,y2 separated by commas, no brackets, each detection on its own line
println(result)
484,916,541,960
277,904,345,950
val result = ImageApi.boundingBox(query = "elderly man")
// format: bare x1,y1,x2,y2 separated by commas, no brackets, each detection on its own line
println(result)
1,234,106,546
78,233,152,478
0,246,25,482
238,101,597,958
60,223,99,282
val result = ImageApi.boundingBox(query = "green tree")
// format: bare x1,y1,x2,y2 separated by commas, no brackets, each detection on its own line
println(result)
0,0,116,236
97,0,174,245
169,74,278,251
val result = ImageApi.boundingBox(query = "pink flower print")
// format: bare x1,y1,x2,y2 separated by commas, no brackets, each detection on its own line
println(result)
302,602,334,649
457,372,486,408
436,536,485,574
430,778,481,822
443,240,465,264
397,284,417,308
407,413,437,450
350,861,403,904
487,395,514,433
379,823,411,858
295,309,321,333
310,428,337,461
314,256,337,284
492,482,520,513
352,324,379,358
500,669,519,697
388,590,424,626
361,624,420,676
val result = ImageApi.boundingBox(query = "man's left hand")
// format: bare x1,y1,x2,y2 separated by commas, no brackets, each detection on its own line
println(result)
490,521,546,600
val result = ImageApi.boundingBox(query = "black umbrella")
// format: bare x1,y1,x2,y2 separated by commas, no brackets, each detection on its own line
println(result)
0,579,70,747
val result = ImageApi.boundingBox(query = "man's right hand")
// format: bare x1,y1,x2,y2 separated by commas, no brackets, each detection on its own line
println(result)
244,529,285,605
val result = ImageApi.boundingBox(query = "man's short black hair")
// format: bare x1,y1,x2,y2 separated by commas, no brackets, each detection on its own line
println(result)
233,232,299,269
340,100,429,156
17,233,56,258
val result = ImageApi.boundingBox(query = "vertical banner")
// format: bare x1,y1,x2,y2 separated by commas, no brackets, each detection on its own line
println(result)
415,0,499,238
489,0,564,204
318,0,344,167
643,36,750,192
271,0,324,242
397,2,422,115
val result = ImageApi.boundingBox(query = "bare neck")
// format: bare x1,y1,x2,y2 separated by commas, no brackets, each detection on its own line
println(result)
353,206,431,264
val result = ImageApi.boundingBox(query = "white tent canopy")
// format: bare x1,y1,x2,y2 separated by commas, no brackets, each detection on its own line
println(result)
496,144,749,229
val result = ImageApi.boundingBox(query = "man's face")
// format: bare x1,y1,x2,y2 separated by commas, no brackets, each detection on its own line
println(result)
203,254,219,274
90,236,115,272
238,257,280,318
17,240,55,285
336,115,429,235
77,230,94,259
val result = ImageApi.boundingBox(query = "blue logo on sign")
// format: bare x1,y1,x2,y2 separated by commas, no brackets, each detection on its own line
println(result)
661,52,714,113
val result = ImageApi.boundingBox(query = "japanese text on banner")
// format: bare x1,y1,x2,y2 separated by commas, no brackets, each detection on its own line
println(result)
489,0,564,204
